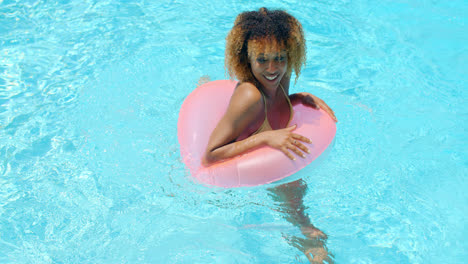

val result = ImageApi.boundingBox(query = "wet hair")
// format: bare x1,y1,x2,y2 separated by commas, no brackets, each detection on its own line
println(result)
225,7,306,84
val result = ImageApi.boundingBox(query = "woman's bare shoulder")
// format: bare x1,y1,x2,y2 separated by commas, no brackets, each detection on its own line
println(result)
224,82,263,119
231,82,262,104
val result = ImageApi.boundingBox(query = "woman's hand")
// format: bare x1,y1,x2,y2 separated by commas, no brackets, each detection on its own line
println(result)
290,92,338,122
262,125,311,160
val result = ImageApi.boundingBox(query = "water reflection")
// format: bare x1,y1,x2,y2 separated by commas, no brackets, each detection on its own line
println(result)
268,179,334,263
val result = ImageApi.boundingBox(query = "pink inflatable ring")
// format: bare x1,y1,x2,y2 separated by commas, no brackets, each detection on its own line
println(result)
177,80,336,188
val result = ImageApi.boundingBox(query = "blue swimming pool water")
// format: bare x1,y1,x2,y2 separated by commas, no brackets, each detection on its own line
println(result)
1,0,466,263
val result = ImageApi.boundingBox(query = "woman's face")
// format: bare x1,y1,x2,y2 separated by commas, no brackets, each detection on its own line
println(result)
249,48,288,91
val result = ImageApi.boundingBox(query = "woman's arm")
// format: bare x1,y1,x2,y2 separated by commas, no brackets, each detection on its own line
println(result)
282,74,337,122
283,75,337,122
204,124,311,166
290,92,337,122
202,82,264,165
202,82,311,166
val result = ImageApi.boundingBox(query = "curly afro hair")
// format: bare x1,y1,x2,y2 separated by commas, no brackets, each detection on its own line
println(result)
225,7,306,84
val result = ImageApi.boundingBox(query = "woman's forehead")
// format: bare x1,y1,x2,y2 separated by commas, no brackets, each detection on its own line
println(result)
248,38,287,57
255,51,287,57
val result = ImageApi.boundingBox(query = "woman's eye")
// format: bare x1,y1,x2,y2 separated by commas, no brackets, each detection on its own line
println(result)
257,58,266,63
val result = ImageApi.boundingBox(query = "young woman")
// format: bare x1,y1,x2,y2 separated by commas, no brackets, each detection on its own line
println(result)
202,8,336,263
202,8,337,166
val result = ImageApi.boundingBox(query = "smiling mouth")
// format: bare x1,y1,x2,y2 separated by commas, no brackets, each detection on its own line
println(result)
264,74,278,81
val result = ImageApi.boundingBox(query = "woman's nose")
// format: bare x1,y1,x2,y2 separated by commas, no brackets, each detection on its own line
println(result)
267,61,278,72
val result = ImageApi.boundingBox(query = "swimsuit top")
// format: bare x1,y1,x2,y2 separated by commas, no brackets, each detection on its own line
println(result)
237,83,293,141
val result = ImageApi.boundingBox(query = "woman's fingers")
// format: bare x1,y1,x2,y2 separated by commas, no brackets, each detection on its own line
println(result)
284,124,297,131
284,143,309,160
307,94,338,122
284,134,312,159
293,140,310,154
303,96,318,109
281,148,296,160
325,107,337,122
288,143,306,158
292,133,311,144
316,97,338,122
273,125,314,160
319,100,334,116
321,104,336,121
299,92,337,122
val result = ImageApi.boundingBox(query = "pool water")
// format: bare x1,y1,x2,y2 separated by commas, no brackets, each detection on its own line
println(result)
1,0,466,263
